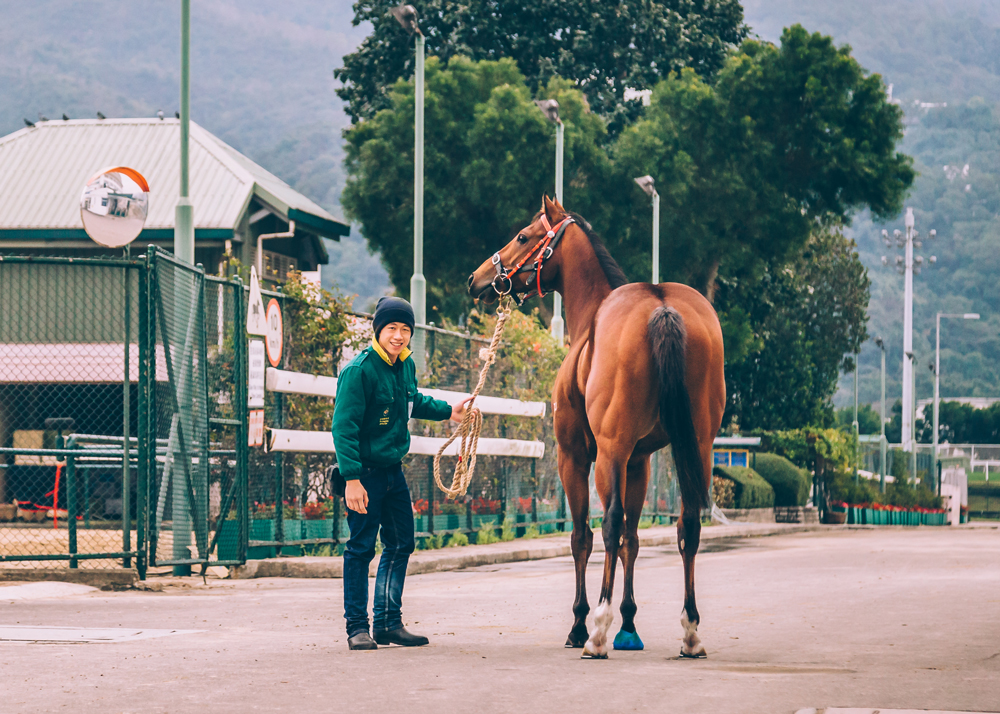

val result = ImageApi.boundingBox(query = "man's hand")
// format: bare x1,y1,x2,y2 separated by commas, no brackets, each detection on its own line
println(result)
345,479,369,514
451,396,474,423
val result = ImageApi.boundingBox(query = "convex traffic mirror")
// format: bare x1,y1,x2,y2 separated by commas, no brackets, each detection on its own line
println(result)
79,166,149,248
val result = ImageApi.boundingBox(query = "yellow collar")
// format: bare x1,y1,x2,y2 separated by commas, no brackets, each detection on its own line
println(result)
371,337,411,366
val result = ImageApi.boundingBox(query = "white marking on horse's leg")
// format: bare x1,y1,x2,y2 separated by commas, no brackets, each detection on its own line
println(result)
582,600,614,658
680,610,706,657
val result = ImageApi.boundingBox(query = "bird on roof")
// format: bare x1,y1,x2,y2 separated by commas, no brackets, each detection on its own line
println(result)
38,113,48,122
175,111,180,119
23,118,35,128
157,110,164,120
97,111,106,120
62,113,70,120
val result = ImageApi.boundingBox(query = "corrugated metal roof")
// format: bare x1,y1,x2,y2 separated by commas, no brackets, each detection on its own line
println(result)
0,118,348,237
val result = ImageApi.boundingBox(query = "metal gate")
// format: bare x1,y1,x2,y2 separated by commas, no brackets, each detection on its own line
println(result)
0,249,249,577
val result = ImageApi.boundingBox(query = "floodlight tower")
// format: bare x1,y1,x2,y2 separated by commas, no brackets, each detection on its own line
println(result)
880,208,937,453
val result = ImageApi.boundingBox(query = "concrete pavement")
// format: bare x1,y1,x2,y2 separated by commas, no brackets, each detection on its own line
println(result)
1,526,997,714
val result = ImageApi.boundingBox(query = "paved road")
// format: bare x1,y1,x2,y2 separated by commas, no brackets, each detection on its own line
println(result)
2,527,997,714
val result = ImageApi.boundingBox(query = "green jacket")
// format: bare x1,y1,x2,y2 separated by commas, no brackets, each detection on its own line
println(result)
332,340,452,480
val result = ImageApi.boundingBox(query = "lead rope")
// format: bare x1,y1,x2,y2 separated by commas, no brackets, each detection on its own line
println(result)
432,296,514,499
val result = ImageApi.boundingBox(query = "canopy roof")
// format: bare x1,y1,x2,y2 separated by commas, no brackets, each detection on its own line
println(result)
0,117,349,259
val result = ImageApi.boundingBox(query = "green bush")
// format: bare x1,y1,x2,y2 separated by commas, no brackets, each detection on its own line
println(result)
753,453,810,507
712,466,775,509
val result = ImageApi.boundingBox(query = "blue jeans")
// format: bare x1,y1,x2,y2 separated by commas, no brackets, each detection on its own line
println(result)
343,464,415,638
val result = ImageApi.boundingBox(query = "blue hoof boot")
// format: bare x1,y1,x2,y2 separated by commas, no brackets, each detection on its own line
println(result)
613,629,644,651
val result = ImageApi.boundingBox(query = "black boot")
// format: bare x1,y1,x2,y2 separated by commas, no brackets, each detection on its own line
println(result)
347,632,378,650
374,627,429,647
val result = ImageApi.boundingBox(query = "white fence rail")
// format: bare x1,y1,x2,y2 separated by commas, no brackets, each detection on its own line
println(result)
264,368,546,458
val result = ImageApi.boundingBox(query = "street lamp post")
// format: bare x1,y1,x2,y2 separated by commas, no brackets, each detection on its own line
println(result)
933,312,980,491
634,176,660,283
392,5,426,367
175,0,194,264
535,99,564,343
875,337,887,493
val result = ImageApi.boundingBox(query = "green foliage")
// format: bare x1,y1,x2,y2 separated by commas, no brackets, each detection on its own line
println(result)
475,523,500,545
335,0,747,132
421,533,445,550
712,466,775,509
500,517,516,542
836,404,883,435
917,401,1000,444
753,453,811,507
611,26,911,295
342,58,608,320
446,531,469,547
521,524,541,540
758,427,858,474
719,229,871,429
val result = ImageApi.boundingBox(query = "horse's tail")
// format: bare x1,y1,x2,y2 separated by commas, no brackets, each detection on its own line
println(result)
648,306,708,511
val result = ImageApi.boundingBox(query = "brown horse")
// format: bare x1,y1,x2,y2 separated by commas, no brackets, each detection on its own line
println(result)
468,196,725,658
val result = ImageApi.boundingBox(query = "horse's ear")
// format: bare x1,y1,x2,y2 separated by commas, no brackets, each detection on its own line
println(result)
543,194,562,224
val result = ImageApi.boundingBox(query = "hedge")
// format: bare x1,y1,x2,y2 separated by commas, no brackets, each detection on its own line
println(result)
712,466,775,509
753,453,810,507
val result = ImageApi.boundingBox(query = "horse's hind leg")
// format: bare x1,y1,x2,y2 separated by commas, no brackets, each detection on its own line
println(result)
613,456,649,651
582,446,628,659
677,499,706,658
561,449,593,648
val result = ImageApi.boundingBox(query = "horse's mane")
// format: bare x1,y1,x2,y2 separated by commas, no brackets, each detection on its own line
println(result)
566,212,630,289
526,210,630,289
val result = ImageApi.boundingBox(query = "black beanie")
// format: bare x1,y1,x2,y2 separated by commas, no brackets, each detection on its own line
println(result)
372,297,415,339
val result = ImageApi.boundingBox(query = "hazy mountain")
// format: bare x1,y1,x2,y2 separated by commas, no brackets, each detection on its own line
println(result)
5,0,1000,407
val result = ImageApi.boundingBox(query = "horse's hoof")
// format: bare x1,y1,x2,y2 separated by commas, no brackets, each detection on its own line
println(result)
613,629,644,651
581,643,608,659
679,646,707,659
565,627,588,648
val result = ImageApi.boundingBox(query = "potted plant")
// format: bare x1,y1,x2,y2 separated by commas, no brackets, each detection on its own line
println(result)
824,500,848,525
303,499,334,540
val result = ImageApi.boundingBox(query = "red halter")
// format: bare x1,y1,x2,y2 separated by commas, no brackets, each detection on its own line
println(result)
491,214,574,302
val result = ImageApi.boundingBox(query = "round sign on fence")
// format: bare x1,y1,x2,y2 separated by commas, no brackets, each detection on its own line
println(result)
265,299,283,367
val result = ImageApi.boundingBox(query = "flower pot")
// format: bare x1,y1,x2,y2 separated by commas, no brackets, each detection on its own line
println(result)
433,514,460,531
280,519,303,555
248,519,275,560
823,510,847,525
304,519,333,540
216,520,239,561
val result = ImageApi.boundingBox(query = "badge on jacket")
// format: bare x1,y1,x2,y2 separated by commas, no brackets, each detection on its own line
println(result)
379,407,390,426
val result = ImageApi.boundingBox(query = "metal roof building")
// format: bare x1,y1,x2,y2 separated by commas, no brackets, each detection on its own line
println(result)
0,117,349,278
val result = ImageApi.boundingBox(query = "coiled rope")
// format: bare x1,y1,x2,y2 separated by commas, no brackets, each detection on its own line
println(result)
432,296,514,498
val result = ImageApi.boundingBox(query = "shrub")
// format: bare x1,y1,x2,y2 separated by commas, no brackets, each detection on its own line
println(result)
712,466,775,509
500,517,516,542
522,524,541,539
476,522,500,544
712,476,735,508
446,532,469,547
753,453,810,507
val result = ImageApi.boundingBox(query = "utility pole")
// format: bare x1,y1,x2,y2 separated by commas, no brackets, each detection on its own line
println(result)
175,0,193,264
875,337,887,493
633,176,659,283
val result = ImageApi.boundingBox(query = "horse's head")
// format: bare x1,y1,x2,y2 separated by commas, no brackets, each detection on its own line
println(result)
468,195,571,304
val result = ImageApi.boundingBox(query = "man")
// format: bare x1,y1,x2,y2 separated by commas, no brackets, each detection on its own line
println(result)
332,296,470,650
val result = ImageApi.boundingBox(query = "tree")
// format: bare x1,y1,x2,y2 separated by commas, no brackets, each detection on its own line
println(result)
719,229,871,430
835,404,882,435
610,25,914,296
334,0,748,134
341,58,607,320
